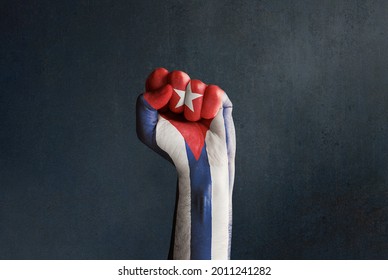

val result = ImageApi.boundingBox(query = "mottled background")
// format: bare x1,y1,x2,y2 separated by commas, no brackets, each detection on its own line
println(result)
1,0,387,259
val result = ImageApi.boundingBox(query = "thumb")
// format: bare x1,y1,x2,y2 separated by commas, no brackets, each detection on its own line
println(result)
136,94,173,164
136,94,159,149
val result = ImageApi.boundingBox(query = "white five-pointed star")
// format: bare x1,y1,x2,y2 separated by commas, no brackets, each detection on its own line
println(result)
173,88,185,108
184,82,202,112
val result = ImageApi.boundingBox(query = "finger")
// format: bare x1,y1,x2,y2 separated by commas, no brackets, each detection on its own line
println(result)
184,79,206,122
143,84,173,110
208,93,233,138
145,67,169,91
201,85,224,119
221,90,233,109
168,70,190,113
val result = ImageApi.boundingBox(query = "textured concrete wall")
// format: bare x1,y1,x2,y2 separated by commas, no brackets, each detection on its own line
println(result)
1,0,387,259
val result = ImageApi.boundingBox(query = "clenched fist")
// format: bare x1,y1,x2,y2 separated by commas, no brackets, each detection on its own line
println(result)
136,68,236,260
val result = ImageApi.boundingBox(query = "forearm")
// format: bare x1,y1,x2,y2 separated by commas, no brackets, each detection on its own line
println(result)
170,147,232,260
136,68,235,260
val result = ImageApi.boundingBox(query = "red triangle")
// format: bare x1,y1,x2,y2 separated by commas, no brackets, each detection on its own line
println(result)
160,112,212,160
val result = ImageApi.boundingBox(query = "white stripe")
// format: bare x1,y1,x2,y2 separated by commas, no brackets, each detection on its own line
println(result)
205,109,230,259
156,115,191,260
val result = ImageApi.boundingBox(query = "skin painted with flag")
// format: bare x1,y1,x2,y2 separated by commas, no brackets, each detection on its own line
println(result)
136,68,236,260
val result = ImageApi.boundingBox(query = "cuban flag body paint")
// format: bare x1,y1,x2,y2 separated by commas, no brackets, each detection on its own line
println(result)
136,68,236,260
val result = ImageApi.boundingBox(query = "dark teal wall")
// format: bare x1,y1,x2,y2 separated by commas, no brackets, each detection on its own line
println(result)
1,0,387,259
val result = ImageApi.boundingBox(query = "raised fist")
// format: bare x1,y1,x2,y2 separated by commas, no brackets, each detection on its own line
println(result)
136,68,236,260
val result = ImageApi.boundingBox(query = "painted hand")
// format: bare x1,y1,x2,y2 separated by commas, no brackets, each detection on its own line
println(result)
136,68,236,260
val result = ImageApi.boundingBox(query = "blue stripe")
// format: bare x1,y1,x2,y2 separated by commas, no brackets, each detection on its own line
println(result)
223,105,234,259
186,143,212,260
136,95,173,163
